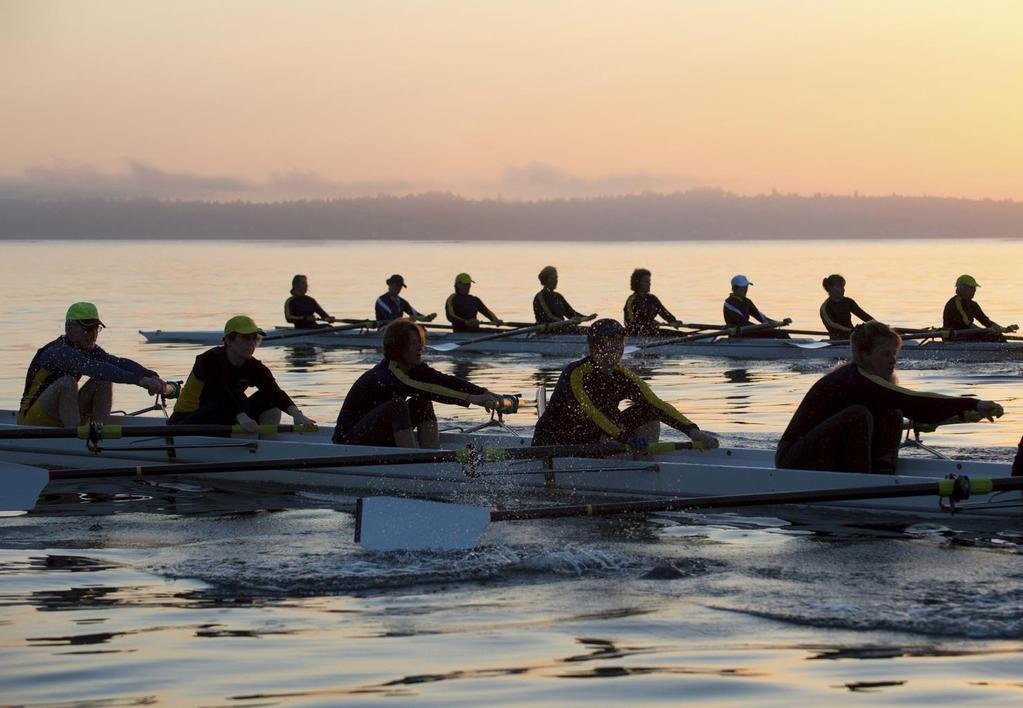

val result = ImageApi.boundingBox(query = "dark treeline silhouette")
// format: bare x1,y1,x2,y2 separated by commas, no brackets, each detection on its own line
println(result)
2,190,1022,240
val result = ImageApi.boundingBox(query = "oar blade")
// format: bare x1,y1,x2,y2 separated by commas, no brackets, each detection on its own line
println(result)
1,463,50,513
426,341,460,352
355,496,490,551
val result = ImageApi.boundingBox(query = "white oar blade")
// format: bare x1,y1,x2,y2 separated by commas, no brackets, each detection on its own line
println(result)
1,463,50,512
623,345,639,355
356,496,490,551
426,342,460,352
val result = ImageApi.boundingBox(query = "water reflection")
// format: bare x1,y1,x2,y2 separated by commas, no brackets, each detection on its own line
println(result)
723,368,753,384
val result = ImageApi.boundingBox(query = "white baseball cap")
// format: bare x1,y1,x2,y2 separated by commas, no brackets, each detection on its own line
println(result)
731,274,753,287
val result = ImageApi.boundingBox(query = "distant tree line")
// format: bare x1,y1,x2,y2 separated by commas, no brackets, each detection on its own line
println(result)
2,190,1022,240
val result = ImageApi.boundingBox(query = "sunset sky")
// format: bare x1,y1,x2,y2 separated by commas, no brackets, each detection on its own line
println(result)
2,0,1021,201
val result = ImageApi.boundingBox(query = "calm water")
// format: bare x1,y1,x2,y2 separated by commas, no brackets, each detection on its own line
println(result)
1,239,1022,705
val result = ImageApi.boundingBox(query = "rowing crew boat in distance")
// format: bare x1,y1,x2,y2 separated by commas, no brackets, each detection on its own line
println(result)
1,411,1019,525
139,326,1023,362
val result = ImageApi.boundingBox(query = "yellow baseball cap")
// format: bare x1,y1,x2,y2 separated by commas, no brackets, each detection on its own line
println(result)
956,274,980,288
224,315,265,336
455,272,475,284
65,302,105,326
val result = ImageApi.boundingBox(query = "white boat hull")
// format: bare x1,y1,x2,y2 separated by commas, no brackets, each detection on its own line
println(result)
2,412,1018,522
138,327,1023,362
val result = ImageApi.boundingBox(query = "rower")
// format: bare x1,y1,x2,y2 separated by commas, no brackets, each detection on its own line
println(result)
332,319,500,448
942,275,1007,342
533,265,585,333
169,315,316,432
820,274,874,340
723,274,790,338
375,274,437,328
624,268,682,337
445,272,504,332
532,318,719,449
18,302,167,427
776,320,1002,474
284,274,336,329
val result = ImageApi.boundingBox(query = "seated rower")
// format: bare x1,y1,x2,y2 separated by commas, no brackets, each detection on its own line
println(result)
375,274,436,328
533,265,587,334
776,320,1002,474
332,320,500,447
532,318,719,450
942,275,1007,342
445,272,504,332
624,268,682,337
284,274,336,329
169,315,316,432
18,302,166,427
820,274,874,340
723,274,790,338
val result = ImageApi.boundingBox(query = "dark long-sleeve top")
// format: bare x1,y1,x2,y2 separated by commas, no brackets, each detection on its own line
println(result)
533,289,579,324
333,358,486,442
723,293,770,327
375,293,419,327
820,297,873,339
172,346,294,418
624,293,675,336
19,336,156,418
943,295,994,330
779,363,978,444
284,294,332,328
532,357,698,445
445,292,498,331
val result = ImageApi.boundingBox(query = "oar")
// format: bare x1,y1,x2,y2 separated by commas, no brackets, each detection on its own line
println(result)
0,440,698,512
262,321,375,342
625,319,792,354
427,314,596,352
355,475,1023,551
0,423,319,441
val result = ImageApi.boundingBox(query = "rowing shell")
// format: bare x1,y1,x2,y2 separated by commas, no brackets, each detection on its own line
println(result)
2,415,1018,521
139,327,1023,362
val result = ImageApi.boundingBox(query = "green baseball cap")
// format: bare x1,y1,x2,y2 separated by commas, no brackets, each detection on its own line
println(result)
224,315,265,336
455,272,475,284
956,274,980,288
65,302,104,326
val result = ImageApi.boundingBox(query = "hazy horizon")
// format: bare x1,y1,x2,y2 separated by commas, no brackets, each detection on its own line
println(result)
3,1,1022,203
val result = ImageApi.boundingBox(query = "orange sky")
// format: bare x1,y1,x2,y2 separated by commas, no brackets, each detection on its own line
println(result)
2,0,1022,200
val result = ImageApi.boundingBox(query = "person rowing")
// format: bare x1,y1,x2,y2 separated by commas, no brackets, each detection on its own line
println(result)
375,274,437,329
819,273,874,340
284,274,336,329
942,274,1008,342
533,265,587,334
532,318,719,450
776,320,1002,474
723,274,790,338
332,320,501,448
445,272,504,332
624,268,682,337
18,302,167,427
169,316,316,432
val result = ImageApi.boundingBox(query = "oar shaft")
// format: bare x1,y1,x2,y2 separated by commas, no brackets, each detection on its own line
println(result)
43,440,694,481
0,423,319,440
262,321,375,341
490,476,1023,521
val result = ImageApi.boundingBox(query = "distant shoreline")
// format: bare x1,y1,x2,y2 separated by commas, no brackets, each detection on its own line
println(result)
3,191,1023,240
